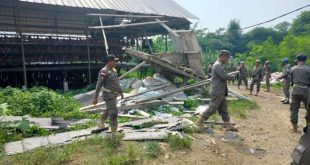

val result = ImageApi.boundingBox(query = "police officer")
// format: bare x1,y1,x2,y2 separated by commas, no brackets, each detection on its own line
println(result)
249,60,263,96
196,50,238,131
93,55,124,134
291,126,310,165
290,54,310,132
238,61,249,90
264,61,272,92
277,58,291,104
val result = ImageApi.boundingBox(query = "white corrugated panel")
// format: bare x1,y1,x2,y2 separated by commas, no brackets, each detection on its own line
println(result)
18,0,199,19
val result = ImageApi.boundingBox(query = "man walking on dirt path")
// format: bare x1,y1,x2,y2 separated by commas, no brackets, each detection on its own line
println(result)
289,53,310,132
196,50,238,132
249,60,263,96
238,61,249,90
277,58,291,104
93,55,124,134
264,61,272,92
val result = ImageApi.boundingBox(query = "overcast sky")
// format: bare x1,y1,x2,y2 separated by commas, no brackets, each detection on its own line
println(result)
175,0,310,32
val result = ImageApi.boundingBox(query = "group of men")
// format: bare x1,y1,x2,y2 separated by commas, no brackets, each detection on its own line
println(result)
92,51,309,164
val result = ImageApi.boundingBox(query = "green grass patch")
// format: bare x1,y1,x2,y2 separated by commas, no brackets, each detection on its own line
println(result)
144,142,162,158
183,99,199,110
103,133,124,150
165,134,192,151
228,100,259,119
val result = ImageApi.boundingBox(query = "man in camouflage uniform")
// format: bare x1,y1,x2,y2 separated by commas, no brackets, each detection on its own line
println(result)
249,60,263,96
93,55,124,133
238,62,249,90
196,50,238,132
291,126,310,165
277,58,291,104
264,61,272,92
289,54,310,132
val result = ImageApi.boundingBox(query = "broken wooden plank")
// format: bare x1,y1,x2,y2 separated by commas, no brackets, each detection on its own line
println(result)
83,100,167,114
80,83,172,111
228,88,252,101
125,49,203,79
155,18,180,38
118,114,146,120
119,61,147,80
4,141,24,155
89,21,168,29
137,79,212,103
123,132,168,141
135,110,151,118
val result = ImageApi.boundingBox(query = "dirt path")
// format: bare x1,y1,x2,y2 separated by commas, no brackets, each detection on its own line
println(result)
152,85,307,165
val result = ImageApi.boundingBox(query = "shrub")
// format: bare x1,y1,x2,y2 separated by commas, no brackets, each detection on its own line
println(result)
184,99,199,110
165,134,192,150
145,142,162,158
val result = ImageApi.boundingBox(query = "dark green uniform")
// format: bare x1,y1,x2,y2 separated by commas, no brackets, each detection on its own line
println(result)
94,67,122,128
250,66,263,94
290,64,310,125
202,60,230,122
264,63,271,91
283,64,291,99
238,65,248,89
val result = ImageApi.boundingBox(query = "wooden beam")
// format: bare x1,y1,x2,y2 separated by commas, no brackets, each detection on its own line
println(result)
89,21,168,29
79,83,172,111
155,18,180,38
119,61,147,80
137,79,212,103
87,14,164,18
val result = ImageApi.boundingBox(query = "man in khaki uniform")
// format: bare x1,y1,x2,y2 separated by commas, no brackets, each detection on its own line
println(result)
264,61,272,92
249,60,263,96
277,58,291,104
93,55,124,133
196,50,238,131
229,63,236,85
238,62,248,90
289,54,310,132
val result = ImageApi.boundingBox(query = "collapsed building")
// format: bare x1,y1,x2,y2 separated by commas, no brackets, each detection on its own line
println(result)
0,0,206,90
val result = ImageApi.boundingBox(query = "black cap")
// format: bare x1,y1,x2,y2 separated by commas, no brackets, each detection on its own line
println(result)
296,53,307,62
106,54,119,62
219,50,231,57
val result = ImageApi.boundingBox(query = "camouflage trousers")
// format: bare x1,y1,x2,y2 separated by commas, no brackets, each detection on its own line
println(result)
202,95,230,122
102,97,118,127
290,93,310,125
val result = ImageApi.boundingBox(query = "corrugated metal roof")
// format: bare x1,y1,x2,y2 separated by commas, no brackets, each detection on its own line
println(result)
19,0,198,19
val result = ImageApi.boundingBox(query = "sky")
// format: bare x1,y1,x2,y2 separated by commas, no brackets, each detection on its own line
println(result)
175,0,310,32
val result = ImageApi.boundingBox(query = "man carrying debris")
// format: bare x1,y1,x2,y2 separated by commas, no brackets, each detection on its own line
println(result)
249,60,263,96
238,61,249,90
93,55,124,134
277,58,291,104
196,50,238,131
264,61,272,92
289,54,310,132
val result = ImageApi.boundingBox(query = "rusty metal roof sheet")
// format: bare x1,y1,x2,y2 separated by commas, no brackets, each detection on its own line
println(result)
19,0,198,19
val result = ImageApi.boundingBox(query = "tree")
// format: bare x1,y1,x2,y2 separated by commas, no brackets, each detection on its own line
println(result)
226,19,246,55
290,10,310,36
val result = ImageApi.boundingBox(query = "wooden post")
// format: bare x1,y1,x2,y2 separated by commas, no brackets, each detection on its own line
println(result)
86,33,92,85
99,17,109,55
20,33,27,89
